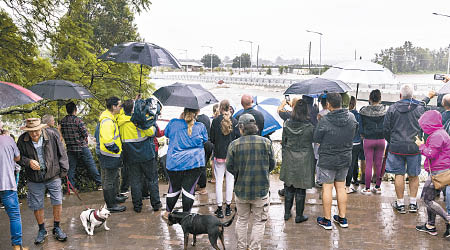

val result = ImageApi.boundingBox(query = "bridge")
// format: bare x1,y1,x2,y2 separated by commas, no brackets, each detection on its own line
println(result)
151,73,444,105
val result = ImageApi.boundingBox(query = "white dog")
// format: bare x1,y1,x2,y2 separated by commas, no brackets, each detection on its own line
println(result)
80,205,111,235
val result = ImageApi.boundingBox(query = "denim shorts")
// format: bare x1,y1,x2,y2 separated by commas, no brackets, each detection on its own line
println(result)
385,153,421,176
27,178,63,210
317,167,349,184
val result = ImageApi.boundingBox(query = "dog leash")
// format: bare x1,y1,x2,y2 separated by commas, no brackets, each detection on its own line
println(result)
66,176,82,201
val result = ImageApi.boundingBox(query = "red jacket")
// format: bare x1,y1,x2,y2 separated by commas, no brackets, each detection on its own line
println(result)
153,126,164,153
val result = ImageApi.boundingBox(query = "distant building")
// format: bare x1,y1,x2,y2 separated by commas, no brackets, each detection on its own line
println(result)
180,61,204,72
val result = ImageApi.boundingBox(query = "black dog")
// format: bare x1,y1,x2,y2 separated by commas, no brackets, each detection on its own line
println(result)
168,207,236,250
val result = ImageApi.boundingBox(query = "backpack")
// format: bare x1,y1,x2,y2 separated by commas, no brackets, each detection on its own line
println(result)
131,98,161,130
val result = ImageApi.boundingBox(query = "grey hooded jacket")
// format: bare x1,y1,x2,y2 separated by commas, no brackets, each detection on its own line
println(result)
383,99,426,154
313,109,358,170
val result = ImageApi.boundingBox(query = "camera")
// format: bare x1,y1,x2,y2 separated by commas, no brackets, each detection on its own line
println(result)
434,74,446,81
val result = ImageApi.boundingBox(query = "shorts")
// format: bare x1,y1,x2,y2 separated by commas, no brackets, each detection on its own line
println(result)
27,178,63,210
385,152,421,176
317,167,349,184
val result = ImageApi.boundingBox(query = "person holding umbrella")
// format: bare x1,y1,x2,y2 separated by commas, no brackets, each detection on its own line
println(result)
98,97,126,213
236,94,265,136
60,102,102,191
163,108,208,219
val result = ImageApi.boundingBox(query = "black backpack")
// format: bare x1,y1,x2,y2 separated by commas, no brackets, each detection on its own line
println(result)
131,98,161,130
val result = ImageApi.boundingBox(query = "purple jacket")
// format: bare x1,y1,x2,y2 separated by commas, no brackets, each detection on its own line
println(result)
418,110,450,172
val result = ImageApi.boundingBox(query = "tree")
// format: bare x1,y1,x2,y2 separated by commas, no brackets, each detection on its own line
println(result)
201,54,221,68
373,41,449,73
231,53,250,68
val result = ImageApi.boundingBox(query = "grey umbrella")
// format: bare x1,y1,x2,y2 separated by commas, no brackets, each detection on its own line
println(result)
29,80,94,120
284,77,352,95
29,80,94,100
98,42,182,92
153,82,218,110
0,81,42,109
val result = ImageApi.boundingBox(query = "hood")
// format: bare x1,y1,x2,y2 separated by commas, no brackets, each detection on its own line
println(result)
285,120,310,134
117,111,132,127
359,104,387,117
419,110,443,135
99,109,116,123
325,109,353,127
394,99,421,113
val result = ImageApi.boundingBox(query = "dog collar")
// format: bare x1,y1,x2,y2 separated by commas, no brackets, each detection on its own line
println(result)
93,210,106,222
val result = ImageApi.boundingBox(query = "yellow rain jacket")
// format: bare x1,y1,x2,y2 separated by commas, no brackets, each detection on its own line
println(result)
99,109,122,157
117,110,156,163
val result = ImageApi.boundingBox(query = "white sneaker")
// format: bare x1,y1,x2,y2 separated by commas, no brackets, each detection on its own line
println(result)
360,189,372,195
346,187,356,194
371,187,382,194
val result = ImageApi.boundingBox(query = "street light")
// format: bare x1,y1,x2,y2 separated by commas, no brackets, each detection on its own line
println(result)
178,49,188,72
239,40,253,69
432,12,450,74
202,45,213,73
306,30,323,74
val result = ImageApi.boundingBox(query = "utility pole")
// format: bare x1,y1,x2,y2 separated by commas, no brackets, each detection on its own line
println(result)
432,13,450,73
354,50,357,60
306,30,323,74
256,45,260,72
308,41,311,72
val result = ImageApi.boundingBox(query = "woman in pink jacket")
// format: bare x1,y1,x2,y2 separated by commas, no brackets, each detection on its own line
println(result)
415,110,450,237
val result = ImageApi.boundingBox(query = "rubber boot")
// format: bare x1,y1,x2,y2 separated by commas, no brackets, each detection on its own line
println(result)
104,189,126,213
295,189,308,223
284,186,294,221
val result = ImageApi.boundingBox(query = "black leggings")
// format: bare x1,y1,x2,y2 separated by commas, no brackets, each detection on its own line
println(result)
198,141,213,188
166,168,202,212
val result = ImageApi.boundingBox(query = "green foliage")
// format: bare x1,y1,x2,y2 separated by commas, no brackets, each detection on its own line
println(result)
374,41,449,73
201,54,221,68
279,66,284,75
232,53,250,68
266,67,272,75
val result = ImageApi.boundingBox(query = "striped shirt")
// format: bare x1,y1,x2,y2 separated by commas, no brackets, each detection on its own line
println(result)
226,135,275,200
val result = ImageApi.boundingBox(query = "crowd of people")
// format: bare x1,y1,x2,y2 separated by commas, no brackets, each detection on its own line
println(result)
1,80,450,249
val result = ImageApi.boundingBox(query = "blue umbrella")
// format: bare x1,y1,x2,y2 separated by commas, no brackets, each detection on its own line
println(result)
234,96,283,136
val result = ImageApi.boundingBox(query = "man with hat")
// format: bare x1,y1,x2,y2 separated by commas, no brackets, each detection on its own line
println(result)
226,114,275,250
17,118,69,244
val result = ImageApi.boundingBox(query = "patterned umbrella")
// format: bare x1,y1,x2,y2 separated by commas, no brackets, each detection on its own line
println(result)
0,81,42,109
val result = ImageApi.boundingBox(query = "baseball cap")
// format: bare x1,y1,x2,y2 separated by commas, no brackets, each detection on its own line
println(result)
238,113,256,126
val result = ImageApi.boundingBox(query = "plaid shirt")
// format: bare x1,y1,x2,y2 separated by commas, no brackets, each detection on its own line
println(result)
226,135,275,200
60,115,88,151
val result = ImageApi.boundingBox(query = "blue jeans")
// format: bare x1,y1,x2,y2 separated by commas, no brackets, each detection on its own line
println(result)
446,185,450,215
0,190,22,246
68,146,101,188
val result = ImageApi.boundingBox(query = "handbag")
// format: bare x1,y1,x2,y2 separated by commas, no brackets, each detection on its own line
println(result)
426,159,450,190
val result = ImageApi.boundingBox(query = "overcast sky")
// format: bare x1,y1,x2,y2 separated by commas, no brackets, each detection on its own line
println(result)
135,0,450,64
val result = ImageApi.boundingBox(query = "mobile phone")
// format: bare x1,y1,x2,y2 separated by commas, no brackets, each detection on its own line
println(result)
434,74,445,81
285,95,290,102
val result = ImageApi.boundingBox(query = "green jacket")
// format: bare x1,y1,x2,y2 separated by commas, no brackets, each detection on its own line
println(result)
226,135,275,200
280,119,315,189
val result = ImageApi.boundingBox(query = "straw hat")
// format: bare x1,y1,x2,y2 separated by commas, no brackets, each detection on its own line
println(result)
20,118,48,131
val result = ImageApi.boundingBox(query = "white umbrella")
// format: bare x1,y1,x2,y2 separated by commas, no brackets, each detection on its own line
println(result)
321,60,398,99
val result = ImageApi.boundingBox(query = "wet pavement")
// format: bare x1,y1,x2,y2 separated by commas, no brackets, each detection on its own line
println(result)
1,175,449,250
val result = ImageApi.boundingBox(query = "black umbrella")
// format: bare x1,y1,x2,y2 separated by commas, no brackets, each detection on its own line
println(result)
0,81,42,109
153,82,218,110
284,77,352,95
98,42,182,92
29,80,94,100
29,80,94,120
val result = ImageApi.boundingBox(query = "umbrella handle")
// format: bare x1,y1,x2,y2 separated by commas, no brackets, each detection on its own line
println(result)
139,64,143,93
